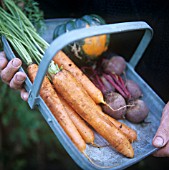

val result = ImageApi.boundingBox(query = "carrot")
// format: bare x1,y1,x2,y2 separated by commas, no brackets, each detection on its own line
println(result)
52,69,134,158
57,93,95,144
104,114,137,143
96,105,137,142
53,51,104,104
0,0,133,160
27,64,86,152
0,1,133,158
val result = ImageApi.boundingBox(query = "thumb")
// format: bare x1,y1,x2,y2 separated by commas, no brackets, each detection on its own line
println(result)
153,102,169,148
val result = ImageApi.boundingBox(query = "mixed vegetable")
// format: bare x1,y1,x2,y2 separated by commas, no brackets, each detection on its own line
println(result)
79,54,149,123
0,0,150,161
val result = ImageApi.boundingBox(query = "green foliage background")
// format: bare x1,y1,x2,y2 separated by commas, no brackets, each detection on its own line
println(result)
0,80,80,170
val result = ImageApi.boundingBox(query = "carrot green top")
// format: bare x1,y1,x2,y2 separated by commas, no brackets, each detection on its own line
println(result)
0,0,59,75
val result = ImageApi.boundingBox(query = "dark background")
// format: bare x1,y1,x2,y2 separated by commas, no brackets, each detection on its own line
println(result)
36,0,169,169
37,0,169,103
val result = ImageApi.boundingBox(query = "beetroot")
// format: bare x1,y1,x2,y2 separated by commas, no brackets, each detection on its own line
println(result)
125,99,149,123
102,56,126,75
100,76,115,93
102,91,127,119
126,79,142,100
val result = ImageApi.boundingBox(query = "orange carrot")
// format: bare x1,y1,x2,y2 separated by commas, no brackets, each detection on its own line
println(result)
58,93,95,144
96,105,137,142
52,69,134,158
27,64,86,152
104,114,137,143
53,51,104,104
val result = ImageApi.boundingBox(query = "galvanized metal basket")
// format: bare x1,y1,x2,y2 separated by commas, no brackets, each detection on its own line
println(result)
2,19,165,170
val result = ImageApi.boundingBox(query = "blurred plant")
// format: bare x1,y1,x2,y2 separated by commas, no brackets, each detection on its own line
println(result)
0,81,80,170
12,0,46,33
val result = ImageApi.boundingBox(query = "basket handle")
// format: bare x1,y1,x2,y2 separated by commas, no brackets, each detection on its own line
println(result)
28,21,153,108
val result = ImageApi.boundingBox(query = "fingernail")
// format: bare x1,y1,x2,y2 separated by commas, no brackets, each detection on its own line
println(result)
22,93,28,101
154,136,164,147
16,75,25,82
12,59,21,67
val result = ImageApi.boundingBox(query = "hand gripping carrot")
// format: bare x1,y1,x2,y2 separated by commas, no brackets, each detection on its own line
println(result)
52,69,134,158
57,93,95,144
27,64,86,152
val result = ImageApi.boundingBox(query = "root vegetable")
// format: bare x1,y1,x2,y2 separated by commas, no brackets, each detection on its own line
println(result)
126,80,142,100
27,64,86,152
0,3,87,152
53,51,104,104
104,114,137,143
53,51,118,114
102,56,126,75
100,76,115,93
126,99,149,123
0,1,135,158
102,91,127,119
103,73,129,99
52,69,134,158
58,93,95,144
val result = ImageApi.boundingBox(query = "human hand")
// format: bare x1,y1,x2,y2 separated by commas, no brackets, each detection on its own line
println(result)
0,51,29,101
152,101,169,157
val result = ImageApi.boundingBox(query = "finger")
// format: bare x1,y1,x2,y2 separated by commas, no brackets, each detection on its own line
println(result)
0,51,8,71
153,141,169,157
0,58,22,83
20,88,29,101
9,72,27,90
153,102,169,148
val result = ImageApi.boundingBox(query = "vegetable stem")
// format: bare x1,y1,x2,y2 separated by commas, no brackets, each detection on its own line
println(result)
0,0,54,72
109,72,131,98
103,73,128,98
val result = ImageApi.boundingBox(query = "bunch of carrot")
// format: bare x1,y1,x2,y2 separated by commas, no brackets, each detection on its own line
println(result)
0,0,137,159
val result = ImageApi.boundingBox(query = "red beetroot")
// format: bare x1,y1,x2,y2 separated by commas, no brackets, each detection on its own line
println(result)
100,76,115,93
126,79,142,100
125,99,149,123
102,56,126,75
102,91,127,119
